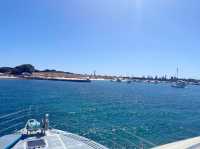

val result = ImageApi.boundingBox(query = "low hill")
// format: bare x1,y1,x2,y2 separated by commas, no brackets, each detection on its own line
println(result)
0,64,76,76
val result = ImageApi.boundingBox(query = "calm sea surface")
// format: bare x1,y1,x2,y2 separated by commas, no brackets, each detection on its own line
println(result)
1,79,200,148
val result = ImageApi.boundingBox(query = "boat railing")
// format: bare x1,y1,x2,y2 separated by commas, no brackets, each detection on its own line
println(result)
0,107,156,149
90,118,156,149
0,107,34,136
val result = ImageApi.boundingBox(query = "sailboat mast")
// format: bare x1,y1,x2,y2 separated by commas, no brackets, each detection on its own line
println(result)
176,67,179,79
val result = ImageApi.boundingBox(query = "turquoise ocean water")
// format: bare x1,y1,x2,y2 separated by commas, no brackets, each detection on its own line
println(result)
1,79,200,148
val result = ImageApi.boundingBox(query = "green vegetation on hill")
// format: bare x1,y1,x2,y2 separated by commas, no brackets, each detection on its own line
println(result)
0,64,35,75
0,67,13,73
12,64,35,75
0,64,74,75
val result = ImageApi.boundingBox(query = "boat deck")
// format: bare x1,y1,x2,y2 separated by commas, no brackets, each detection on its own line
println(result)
152,136,200,149
0,129,108,149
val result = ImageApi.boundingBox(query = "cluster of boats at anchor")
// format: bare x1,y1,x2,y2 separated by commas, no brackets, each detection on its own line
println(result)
110,68,200,88
110,77,188,88
110,78,131,83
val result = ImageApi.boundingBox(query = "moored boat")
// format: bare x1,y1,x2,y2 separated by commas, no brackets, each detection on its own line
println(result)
111,78,122,82
126,80,132,84
171,67,187,88
171,80,187,88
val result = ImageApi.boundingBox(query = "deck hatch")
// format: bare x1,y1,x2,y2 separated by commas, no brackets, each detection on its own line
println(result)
27,139,46,149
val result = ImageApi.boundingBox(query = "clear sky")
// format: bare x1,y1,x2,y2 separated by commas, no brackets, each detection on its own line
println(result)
0,0,199,78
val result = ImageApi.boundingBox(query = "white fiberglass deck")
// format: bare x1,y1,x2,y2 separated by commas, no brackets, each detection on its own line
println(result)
0,129,108,149
152,136,200,149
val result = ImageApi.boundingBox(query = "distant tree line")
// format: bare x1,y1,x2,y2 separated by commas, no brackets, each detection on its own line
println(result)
0,64,35,75
0,67,13,73
0,64,75,75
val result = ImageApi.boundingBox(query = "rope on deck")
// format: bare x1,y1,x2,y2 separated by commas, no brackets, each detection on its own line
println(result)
5,135,22,149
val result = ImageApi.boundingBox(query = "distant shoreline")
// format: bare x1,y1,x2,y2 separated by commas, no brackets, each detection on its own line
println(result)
0,76,19,79
1,75,200,86
1,64,200,84
0,75,91,82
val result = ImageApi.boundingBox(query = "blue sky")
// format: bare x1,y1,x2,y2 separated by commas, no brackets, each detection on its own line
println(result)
0,0,200,78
